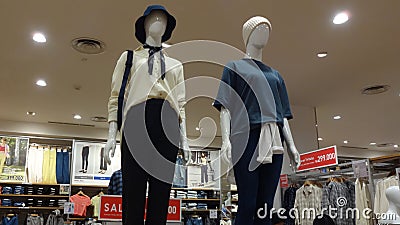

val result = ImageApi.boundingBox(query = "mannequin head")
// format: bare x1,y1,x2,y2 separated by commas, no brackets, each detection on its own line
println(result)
242,16,272,61
386,186,400,207
144,10,167,38
247,23,270,49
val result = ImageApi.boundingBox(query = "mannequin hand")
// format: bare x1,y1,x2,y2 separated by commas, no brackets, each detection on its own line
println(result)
181,138,191,166
288,146,301,170
105,121,118,165
105,138,116,165
221,139,232,165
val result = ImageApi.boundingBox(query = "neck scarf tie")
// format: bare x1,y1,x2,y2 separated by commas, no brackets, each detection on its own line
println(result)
143,44,166,80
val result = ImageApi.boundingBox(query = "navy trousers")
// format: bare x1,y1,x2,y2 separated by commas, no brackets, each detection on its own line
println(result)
232,126,284,225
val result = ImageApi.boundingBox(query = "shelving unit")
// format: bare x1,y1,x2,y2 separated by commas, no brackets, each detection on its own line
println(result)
0,206,63,210
0,194,68,198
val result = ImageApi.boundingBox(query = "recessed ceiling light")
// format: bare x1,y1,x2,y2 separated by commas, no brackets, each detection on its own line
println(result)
370,142,377,145
36,80,47,87
26,112,36,116
33,33,46,43
318,137,323,141
343,140,349,144
394,144,399,148
333,115,342,120
317,52,328,58
73,114,82,120
195,127,200,131
333,12,349,25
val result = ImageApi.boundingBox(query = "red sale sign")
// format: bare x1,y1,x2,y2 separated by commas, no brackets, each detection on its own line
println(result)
98,195,181,222
280,174,289,188
297,146,338,172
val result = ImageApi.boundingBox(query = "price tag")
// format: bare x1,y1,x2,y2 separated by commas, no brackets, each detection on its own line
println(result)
210,209,218,219
64,202,74,214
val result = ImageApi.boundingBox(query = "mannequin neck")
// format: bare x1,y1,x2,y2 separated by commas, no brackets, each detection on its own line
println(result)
246,45,263,61
145,36,162,47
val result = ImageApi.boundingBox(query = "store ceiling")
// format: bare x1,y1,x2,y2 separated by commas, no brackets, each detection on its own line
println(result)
0,0,399,153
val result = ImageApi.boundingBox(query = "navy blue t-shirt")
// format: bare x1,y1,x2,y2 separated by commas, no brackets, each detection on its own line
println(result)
213,58,292,135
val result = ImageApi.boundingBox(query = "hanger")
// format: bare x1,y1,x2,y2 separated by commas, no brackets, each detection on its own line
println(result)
77,188,89,198
98,188,104,196
304,180,313,186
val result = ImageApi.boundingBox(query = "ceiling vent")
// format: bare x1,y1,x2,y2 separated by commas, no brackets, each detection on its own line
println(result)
48,121,95,127
90,116,107,122
71,37,106,54
361,85,390,95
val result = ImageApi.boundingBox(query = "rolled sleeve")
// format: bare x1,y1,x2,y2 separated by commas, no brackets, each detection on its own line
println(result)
175,64,186,121
108,52,127,123
213,63,235,111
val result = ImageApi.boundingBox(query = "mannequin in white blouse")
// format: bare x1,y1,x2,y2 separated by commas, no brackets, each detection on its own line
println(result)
104,10,190,164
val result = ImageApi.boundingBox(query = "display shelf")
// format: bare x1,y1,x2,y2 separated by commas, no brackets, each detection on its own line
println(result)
0,194,69,198
71,184,108,188
0,206,63,210
182,209,220,212
181,198,220,202
172,187,220,191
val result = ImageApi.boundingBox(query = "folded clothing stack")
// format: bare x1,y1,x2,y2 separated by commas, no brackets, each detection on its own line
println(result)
14,186,24,194
48,188,57,195
187,202,197,210
13,202,25,207
2,199,12,206
2,186,13,194
196,203,208,210
26,186,35,195
187,191,197,199
197,191,207,199
58,199,67,207
36,200,43,207
27,198,35,207
176,191,186,199
48,199,57,207
170,190,175,199
37,187,45,195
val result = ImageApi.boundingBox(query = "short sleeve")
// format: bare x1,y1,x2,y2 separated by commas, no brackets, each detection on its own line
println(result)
85,196,92,206
278,73,293,120
213,63,236,111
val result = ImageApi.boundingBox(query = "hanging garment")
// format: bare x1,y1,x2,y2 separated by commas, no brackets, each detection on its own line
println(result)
257,122,284,164
321,181,354,225
283,186,298,225
107,169,122,195
374,176,398,214
42,148,57,184
45,212,64,225
173,156,186,188
355,179,373,225
3,215,18,225
56,150,70,184
91,195,102,217
294,185,322,225
26,215,44,225
70,194,91,217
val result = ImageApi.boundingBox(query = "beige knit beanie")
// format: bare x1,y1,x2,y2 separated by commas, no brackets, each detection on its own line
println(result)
242,16,272,46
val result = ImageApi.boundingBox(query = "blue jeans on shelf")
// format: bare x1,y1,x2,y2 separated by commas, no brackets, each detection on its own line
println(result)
186,217,203,225
232,126,284,225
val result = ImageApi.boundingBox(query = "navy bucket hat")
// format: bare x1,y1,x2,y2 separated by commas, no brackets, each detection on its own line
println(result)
135,5,176,44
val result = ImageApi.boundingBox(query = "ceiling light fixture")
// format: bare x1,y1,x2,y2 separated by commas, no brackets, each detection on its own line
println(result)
73,114,82,120
195,127,200,131
318,138,323,141
26,112,36,116
33,33,47,43
394,144,399,148
343,140,349,144
317,52,328,58
36,80,47,87
333,12,349,25
333,115,342,120
370,142,377,145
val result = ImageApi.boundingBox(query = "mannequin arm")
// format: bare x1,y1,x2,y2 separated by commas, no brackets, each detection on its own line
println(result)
282,118,301,169
180,118,191,165
220,107,232,163
104,121,118,165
